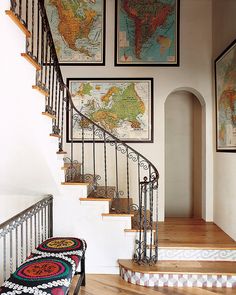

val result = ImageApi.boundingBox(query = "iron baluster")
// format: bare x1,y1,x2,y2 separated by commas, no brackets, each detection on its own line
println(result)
31,0,35,54
25,0,29,29
40,19,45,86
51,67,55,115
19,0,22,20
38,212,40,245
58,88,65,152
70,108,74,181
20,223,23,264
36,1,40,62
103,131,107,198
126,147,130,213
57,87,62,135
3,235,6,281
48,49,52,111
25,219,28,258
143,179,148,261
93,125,96,191
30,216,33,253
15,226,18,269
81,117,85,182
10,231,13,274
115,141,119,199
44,206,47,240
34,214,37,248
44,36,49,106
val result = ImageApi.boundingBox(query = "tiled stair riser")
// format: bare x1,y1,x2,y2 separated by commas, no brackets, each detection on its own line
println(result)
158,249,236,261
120,267,236,288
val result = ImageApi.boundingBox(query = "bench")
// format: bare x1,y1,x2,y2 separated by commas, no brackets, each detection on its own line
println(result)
0,237,87,295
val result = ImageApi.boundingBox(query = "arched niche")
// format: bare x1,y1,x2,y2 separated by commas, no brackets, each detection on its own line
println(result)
164,88,206,219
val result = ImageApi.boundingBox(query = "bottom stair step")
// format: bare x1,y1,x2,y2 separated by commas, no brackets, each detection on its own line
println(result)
119,259,236,288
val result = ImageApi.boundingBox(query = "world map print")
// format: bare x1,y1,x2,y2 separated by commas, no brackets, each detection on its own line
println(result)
116,0,179,65
216,41,236,150
68,79,153,142
45,0,105,64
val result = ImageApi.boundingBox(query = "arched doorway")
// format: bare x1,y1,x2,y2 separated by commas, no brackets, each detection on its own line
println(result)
165,90,203,218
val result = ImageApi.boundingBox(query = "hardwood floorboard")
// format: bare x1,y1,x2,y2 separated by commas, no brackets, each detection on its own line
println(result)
158,218,236,248
70,274,236,295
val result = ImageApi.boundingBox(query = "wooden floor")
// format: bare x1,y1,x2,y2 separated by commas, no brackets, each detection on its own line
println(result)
70,274,236,295
158,218,236,248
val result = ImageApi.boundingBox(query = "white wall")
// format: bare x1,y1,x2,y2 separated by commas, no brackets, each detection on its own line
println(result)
0,0,61,215
61,0,213,221
213,0,236,240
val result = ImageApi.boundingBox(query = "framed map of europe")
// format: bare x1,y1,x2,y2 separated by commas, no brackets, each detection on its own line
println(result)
115,0,179,66
67,78,153,143
45,0,106,65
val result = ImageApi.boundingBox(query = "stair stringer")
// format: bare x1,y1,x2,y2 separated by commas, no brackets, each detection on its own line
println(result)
53,196,137,274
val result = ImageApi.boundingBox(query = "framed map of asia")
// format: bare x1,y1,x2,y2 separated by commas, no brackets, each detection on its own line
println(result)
66,78,153,142
45,0,105,65
215,39,236,152
115,0,179,66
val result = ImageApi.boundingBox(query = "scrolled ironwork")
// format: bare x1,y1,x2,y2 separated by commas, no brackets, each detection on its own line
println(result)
8,0,159,265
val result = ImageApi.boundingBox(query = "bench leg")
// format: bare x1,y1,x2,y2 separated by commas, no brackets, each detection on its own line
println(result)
73,256,86,294
81,255,86,286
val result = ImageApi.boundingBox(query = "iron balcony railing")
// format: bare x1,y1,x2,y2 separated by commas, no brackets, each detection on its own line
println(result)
7,0,159,264
0,195,53,284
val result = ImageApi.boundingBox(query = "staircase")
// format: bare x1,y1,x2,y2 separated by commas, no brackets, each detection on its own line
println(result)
3,0,236,288
2,0,159,274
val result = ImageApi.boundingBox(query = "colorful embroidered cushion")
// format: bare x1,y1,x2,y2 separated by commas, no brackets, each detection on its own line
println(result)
0,237,87,295
0,254,76,295
34,237,86,256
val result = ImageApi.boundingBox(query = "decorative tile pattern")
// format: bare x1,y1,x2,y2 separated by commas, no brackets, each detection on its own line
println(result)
158,248,236,261
120,266,236,288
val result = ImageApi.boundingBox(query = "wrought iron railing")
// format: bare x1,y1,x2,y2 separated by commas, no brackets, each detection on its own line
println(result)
0,195,53,284
7,0,159,264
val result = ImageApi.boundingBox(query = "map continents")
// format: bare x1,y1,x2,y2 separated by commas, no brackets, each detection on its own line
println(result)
45,0,105,64
116,0,179,65
215,41,236,150
67,79,153,142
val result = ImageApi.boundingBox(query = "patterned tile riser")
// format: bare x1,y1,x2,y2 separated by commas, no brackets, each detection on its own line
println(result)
120,267,236,288
158,249,236,261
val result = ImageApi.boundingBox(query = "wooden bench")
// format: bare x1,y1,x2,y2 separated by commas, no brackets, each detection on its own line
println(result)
0,237,86,295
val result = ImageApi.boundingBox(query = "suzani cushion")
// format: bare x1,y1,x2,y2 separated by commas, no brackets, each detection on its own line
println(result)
0,237,86,295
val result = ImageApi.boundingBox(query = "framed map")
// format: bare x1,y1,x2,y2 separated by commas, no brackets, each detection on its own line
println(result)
115,0,179,66
45,0,106,65
215,39,236,152
67,78,153,142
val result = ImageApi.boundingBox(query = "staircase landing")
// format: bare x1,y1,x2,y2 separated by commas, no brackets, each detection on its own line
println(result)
119,218,236,288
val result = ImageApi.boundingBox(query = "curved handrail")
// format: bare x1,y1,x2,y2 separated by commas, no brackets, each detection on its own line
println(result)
9,0,160,264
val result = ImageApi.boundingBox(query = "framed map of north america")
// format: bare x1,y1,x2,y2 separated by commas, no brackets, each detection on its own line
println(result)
45,0,106,65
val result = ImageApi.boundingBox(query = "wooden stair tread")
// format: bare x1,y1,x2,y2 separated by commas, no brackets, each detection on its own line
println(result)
80,198,112,202
57,151,67,155
61,182,90,186
102,213,134,217
21,53,41,71
124,229,156,233
5,10,31,37
50,133,61,138
158,242,236,250
118,259,236,275
42,112,56,120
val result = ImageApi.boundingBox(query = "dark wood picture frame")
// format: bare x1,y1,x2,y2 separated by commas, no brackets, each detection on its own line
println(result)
215,38,236,152
45,0,106,66
66,78,154,143
114,0,180,67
